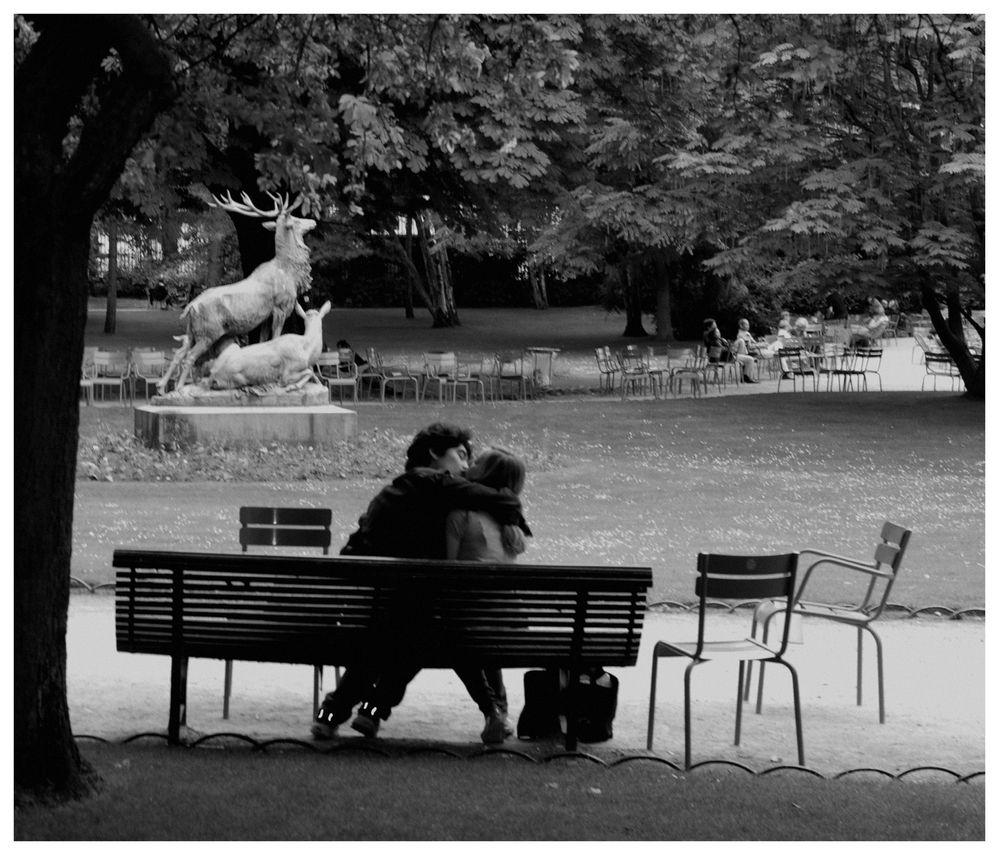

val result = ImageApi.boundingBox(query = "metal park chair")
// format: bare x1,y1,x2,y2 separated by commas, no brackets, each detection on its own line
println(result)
746,521,912,725
647,552,805,769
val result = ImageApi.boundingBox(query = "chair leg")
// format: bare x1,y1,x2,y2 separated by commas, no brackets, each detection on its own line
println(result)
856,625,864,709
734,661,746,746
646,653,660,750
781,660,806,766
861,625,886,723
683,660,699,770
753,610,777,713
223,659,233,719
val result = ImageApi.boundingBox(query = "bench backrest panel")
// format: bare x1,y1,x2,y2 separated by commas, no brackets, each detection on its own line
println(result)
114,550,652,668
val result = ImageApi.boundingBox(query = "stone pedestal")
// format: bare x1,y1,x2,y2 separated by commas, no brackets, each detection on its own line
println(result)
135,403,357,448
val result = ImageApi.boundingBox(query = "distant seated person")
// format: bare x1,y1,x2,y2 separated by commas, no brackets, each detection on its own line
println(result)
335,339,369,371
776,318,795,343
848,299,889,347
703,318,758,383
736,318,778,358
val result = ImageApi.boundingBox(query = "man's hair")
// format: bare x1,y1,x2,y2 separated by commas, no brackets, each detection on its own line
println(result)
703,318,716,328
465,447,526,495
405,422,472,471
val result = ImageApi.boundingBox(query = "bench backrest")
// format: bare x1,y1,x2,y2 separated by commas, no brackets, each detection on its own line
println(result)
113,549,652,669
238,506,333,554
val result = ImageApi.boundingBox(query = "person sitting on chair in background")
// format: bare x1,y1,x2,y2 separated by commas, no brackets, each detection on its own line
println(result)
736,318,778,360
445,446,529,742
704,318,758,383
311,422,531,744
849,298,889,347
335,339,369,369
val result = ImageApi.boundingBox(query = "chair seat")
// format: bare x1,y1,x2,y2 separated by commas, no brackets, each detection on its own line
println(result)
654,637,780,660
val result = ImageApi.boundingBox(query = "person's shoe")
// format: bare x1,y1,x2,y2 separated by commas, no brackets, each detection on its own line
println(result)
350,711,380,738
311,721,337,741
481,712,508,745
743,377,759,384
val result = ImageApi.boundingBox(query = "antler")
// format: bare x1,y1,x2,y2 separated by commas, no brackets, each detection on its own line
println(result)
209,190,302,219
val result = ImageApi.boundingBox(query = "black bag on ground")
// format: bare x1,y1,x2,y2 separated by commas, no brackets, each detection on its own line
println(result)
516,669,563,739
574,667,618,743
516,667,619,742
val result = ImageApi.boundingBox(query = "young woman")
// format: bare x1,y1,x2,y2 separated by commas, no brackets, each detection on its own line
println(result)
445,447,528,742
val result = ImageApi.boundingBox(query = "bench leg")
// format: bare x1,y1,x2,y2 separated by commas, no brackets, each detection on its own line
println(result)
169,655,189,745
563,664,580,752
313,665,323,718
223,659,233,719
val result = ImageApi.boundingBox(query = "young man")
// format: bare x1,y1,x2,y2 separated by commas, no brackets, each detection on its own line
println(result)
312,422,531,744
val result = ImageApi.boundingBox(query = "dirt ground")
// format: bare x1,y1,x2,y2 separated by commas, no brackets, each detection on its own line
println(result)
67,593,984,777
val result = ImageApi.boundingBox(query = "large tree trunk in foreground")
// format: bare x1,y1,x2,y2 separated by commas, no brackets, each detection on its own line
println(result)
14,14,173,799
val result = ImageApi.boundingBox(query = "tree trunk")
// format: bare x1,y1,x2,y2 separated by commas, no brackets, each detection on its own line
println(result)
416,211,459,327
651,251,674,342
621,260,648,338
14,13,173,799
390,232,436,321
528,258,549,309
403,218,415,319
103,218,118,334
920,277,984,399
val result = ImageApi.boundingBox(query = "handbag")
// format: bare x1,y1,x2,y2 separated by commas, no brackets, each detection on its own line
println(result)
516,669,563,739
516,667,619,743
574,667,618,743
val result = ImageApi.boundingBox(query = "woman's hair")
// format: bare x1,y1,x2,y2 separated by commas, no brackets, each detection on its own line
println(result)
405,422,473,471
465,447,526,495
465,447,527,555
703,317,716,329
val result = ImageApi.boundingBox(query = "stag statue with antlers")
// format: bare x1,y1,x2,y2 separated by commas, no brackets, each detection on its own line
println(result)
158,190,317,392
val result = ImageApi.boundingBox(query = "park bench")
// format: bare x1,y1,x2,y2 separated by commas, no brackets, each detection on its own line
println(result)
112,548,653,750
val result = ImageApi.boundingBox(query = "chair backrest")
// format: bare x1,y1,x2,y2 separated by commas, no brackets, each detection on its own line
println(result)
858,522,912,617
238,506,333,555
94,350,129,376
315,352,356,379
617,345,647,372
132,351,167,375
693,553,799,657
924,352,959,376
853,346,882,369
81,347,98,377
498,352,527,377
594,347,615,372
424,351,457,377
477,354,501,376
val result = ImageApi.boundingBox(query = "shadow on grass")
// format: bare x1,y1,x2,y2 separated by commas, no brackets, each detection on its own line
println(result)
15,743,984,841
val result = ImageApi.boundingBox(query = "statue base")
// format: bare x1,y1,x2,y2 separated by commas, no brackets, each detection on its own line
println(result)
135,399,357,448
150,382,329,408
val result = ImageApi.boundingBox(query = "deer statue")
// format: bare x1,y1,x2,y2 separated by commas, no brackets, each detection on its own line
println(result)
208,301,332,391
158,190,317,392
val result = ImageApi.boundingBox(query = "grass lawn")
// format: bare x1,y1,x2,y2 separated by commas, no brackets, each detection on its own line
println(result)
14,742,985,841
77,302,984,608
